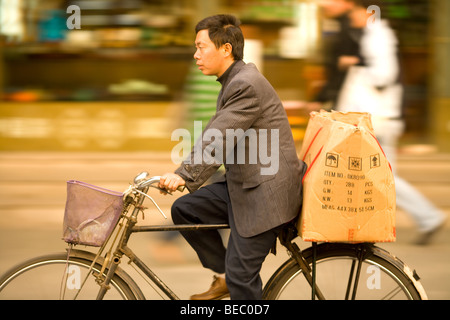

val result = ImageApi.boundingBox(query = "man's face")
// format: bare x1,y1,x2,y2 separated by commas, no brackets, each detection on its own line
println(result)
194,29,230,77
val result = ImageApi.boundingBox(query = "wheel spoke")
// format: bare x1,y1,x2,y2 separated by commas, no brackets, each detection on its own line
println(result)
0,253,136,299
381,286,403,300
262,243,424,300
345,260,356,300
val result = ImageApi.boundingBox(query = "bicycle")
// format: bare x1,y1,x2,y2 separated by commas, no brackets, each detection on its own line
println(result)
0,172,428,300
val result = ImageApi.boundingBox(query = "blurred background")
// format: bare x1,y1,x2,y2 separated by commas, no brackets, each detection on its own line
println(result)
0,0,449,152
0,0,449,299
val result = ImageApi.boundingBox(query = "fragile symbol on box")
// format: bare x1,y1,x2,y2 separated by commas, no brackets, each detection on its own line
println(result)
325,153,339,168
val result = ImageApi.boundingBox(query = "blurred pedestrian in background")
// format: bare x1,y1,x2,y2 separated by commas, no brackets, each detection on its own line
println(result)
183,61,226,185
307,0,358,112
183,61,221,144
312,0,446,244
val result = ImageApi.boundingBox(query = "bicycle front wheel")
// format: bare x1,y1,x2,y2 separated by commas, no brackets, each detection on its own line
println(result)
263,243,427,300
0,250,143,300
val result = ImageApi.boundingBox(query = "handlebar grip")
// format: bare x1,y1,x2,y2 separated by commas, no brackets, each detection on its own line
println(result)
137,175,185,193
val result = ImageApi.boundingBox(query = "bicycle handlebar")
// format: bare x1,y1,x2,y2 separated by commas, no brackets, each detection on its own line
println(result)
135,173,185,193
124,173,185,220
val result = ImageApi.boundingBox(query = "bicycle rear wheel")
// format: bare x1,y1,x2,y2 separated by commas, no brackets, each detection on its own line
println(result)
263,243,427,300
0,250,142,300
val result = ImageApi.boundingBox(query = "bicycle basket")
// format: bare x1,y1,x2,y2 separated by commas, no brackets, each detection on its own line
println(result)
62,180,124,247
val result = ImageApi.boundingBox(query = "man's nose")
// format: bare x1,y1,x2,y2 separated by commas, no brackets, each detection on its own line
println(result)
194,49,200,60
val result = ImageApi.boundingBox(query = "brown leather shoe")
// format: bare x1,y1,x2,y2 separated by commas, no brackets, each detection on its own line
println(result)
190,275,230,300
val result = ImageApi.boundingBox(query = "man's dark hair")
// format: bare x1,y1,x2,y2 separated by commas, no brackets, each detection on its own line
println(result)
195,14,244,61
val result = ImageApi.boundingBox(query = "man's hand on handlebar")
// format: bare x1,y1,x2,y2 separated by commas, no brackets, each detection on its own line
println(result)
159,173,186,194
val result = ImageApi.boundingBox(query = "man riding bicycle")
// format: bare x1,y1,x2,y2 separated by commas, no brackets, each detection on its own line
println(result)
159,14,306,300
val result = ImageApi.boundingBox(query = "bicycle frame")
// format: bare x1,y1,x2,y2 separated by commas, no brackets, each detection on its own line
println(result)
89,174,323,300
90,180,231,300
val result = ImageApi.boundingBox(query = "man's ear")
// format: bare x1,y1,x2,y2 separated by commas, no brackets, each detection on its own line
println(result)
222,43,233,58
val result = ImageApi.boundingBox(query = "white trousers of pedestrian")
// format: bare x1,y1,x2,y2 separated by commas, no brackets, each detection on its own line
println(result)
373,119,446,232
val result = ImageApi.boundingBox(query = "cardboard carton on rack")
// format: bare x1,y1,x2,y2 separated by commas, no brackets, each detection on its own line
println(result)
298,110,396,242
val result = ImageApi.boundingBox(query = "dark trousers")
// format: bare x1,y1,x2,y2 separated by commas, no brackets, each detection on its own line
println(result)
171,181,283,300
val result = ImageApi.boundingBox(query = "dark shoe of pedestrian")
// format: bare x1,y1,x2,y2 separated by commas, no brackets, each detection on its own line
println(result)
416,219,446,245
190,275,229,300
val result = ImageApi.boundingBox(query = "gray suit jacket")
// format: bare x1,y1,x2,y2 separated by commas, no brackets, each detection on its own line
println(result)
176,60,306,237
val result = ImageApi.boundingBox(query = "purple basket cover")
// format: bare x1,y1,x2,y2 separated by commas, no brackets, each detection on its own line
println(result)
63,180,124,246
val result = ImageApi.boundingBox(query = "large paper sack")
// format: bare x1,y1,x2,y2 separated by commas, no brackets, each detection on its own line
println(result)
298,110,396,242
